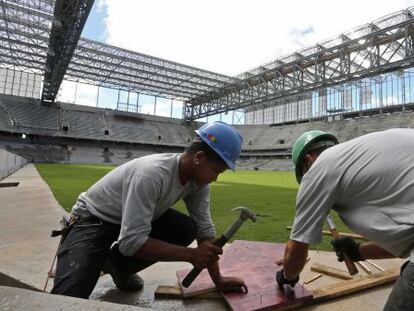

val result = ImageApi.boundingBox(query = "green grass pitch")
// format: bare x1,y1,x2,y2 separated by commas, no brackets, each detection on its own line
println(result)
35,163,353,251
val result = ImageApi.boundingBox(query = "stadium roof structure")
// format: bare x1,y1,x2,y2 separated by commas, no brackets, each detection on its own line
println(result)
1,1,414,120
184,6,414,120
0,0,238,104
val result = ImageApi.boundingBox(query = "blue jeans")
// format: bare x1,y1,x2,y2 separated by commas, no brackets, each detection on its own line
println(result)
51,208,196,298
383,261,414,311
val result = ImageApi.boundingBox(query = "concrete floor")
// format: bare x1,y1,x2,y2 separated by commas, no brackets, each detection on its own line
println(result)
0,164,406,310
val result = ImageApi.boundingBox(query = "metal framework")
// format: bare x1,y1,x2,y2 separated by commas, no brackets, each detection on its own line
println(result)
184,6,414,120
1,1,414,123
0,0,237,105
41,0,94,104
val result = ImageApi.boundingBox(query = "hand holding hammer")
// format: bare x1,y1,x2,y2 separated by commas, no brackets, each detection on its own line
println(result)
182,207,257,288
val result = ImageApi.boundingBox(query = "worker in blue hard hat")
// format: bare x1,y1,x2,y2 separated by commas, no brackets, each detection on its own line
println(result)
277,129,414,311
51,121,247,299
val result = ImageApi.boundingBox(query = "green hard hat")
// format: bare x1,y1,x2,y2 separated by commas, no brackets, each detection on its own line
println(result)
292,130,338,183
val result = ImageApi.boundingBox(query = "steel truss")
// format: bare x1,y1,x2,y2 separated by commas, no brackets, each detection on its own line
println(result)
42,0,94,104
184,6,414,120
0,0,237,103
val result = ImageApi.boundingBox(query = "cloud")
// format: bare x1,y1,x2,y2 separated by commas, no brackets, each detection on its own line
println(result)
100,0,413,76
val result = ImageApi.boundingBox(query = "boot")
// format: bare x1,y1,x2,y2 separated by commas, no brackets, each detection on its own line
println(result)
103,258,144,291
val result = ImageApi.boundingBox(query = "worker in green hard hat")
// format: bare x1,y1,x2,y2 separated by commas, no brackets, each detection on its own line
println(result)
276,129,414,311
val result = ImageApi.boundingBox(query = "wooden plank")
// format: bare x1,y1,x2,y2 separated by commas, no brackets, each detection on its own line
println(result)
312,267,399,301
177,240,313,310
154,285,220,299
310,263,354,280
286,226,366,240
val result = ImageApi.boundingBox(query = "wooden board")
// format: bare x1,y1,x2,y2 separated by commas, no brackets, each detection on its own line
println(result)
176,240,313,310
155,285,221,299
310,263,354,280
312,267,400,301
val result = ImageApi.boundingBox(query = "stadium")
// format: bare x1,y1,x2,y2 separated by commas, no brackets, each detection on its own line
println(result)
0,1,414,310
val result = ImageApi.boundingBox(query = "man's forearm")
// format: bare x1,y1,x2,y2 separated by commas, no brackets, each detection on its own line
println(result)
207,260,222,283
133,238,194,262
359,242,396,260
283,239,309,280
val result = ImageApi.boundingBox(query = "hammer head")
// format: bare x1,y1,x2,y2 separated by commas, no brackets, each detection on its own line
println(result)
231,206,257,222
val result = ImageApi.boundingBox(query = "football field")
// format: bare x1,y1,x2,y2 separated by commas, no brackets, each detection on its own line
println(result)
35,163,351,251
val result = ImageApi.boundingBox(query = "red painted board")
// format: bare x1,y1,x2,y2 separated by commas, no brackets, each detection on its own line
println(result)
223,265,313,311
177,240,285,297
177,240,313,310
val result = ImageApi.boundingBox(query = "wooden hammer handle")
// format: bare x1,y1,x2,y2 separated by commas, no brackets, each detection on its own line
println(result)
330,228,359,275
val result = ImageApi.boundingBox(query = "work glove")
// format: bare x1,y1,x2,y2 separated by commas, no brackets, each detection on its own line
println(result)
276,269,299,290
331,236,362,262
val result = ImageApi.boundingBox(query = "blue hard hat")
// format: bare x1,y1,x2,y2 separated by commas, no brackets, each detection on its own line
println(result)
195,121,243,171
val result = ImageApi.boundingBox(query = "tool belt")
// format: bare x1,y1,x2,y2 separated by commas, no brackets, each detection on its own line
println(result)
50,215,78,239
50,214,103,239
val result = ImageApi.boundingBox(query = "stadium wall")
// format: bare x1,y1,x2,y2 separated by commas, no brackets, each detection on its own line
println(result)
0,146,29,180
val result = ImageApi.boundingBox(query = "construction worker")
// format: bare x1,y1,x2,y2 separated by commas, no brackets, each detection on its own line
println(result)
276,129,414,310
51,121,247,299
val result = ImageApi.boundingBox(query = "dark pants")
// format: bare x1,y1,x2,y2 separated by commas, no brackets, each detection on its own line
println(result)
383,261,414,311
51,209,196,298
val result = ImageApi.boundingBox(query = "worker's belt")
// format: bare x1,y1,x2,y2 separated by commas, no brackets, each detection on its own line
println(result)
50,215,78,238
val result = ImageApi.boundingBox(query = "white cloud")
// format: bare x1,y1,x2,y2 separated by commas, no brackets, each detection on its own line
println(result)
100,0,414,76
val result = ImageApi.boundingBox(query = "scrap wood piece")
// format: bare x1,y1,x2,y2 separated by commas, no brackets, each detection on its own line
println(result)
365,260,385,271
356,261,372,275
273,267,400,310
155,285,220,299
310,263,354,280
312,267,400,302
304,273,323,284
286,226,366,240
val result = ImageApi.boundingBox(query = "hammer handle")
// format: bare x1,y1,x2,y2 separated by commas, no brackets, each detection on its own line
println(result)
330,228,359,275
181,235,228,288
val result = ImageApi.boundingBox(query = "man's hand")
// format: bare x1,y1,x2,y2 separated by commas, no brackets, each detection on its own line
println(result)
214,276,248,293
331,237,362,262
191,241,222,269
276,269,299,290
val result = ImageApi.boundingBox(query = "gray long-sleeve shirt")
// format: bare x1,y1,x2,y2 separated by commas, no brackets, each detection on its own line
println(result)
72,153,215,256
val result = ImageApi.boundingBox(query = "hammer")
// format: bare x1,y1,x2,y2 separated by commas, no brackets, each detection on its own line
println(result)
181,207,257,288
326,214,359,275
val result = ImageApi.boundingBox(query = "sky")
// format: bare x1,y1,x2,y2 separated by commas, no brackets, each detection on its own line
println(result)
58,0,414,121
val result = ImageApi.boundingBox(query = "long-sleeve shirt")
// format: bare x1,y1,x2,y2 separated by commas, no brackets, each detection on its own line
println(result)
72,153,215,256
